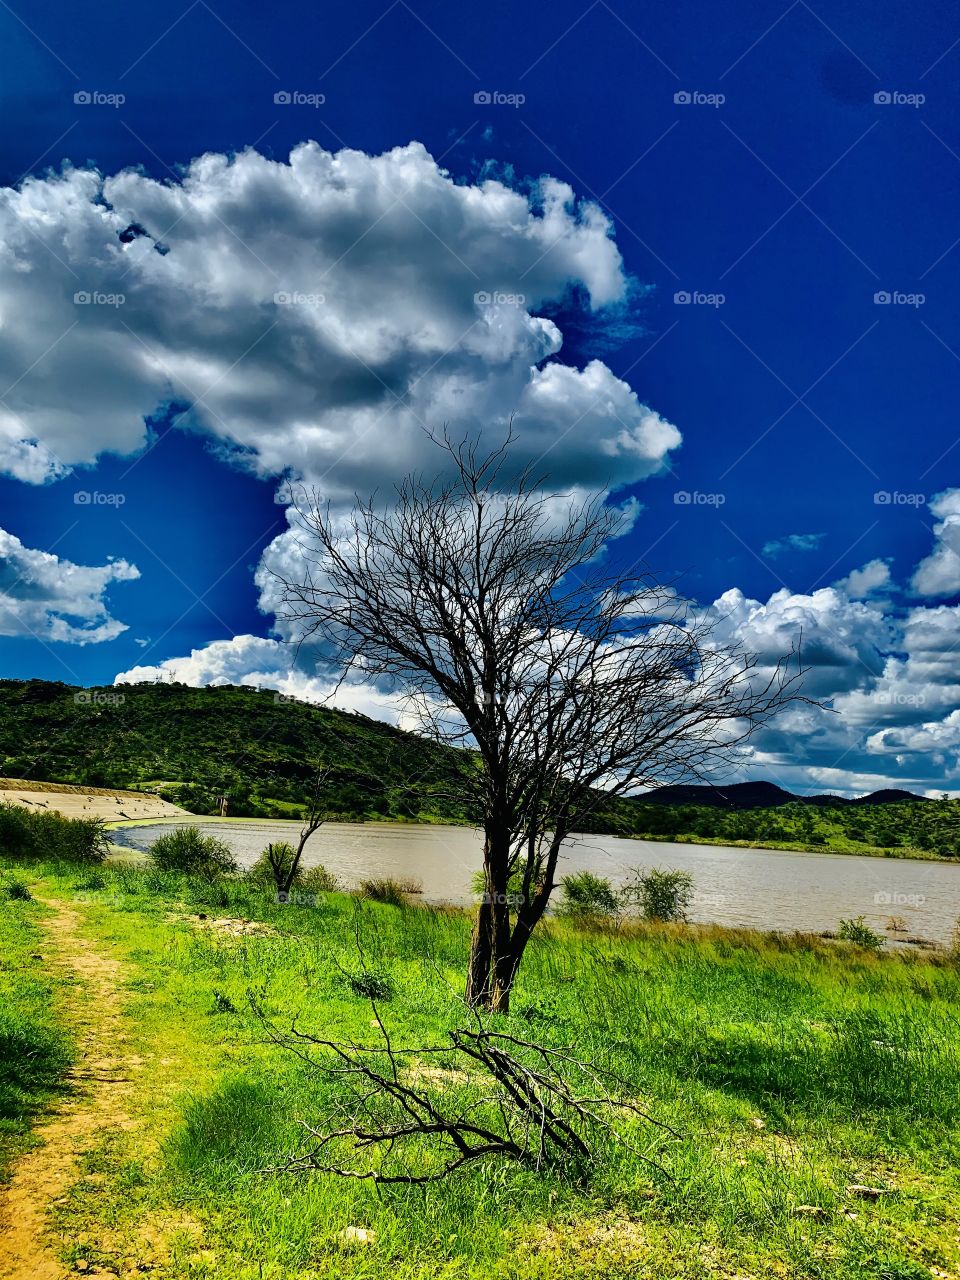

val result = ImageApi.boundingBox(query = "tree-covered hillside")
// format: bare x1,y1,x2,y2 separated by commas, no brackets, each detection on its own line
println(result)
0,679,474,823
625,796,960,858
0,679,957,855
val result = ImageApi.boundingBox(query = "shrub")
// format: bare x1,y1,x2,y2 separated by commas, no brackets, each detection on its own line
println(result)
348,971,393,1000
148,826,237,878
5,879,31,901
623,867,694,922
837,916,885,952
0,802,107,864
557,872,619,919
298,863,340,894
360,877,419,904
246,841,297,890
246,844,340,895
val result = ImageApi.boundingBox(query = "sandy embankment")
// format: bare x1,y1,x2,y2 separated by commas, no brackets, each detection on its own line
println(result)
0,778,187,824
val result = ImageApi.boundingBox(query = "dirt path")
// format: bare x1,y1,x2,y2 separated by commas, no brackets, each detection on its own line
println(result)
0,898,140,1279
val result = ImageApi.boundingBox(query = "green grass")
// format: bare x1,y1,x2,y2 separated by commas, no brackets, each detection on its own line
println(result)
6,854,960,1278
0,884,72,1174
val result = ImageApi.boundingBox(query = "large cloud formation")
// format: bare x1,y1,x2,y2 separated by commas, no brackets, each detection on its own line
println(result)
911,489,960,598
0,528,138,644
0,141,679,494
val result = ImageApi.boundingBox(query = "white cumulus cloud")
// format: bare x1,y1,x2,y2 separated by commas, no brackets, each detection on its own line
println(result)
0,141,679,495
911,489,960,598
0,528,139,644
113,633,421,726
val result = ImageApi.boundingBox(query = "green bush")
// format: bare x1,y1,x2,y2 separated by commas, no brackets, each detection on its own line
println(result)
246,841,297,890
5,879,31,901
623,867,694,922
557,871,619,918
148,826,237,878
0,802,107,864
246,843,340,896
298,863,340,894
359,877,418,905
348,971,393,1000
837,916,885,952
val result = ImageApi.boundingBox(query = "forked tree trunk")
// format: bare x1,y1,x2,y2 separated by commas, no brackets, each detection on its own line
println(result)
465,899,494,1008
466,826,518,1011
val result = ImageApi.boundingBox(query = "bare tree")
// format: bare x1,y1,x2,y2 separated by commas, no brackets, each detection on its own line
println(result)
273,435,802,1011
264,764,330,895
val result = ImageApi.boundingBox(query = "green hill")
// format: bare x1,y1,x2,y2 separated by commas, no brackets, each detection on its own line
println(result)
0,679,957,856
0,679,474,823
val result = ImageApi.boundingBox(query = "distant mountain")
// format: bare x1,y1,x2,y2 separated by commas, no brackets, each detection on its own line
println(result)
854,788,928,806
638,781,797,809
639,781,927,809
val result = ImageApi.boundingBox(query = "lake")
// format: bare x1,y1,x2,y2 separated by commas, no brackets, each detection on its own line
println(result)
110,819,960,945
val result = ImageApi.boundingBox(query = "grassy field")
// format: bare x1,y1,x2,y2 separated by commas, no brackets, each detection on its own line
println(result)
0,888,72,1176
2,855,960,1279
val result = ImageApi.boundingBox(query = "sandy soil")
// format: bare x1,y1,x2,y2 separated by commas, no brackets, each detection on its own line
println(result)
0,784,186,824
0,898,141,1279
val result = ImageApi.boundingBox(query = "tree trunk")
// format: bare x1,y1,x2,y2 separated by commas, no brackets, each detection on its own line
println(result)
466,824,514,1010
465,899,493,1008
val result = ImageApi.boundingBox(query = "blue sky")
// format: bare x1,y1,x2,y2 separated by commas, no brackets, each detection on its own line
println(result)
1,0,959,795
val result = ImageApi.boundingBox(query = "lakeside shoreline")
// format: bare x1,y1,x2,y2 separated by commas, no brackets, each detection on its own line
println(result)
104,810,959,864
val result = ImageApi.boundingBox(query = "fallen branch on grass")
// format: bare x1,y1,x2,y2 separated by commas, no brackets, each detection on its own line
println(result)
255,1003,678,1185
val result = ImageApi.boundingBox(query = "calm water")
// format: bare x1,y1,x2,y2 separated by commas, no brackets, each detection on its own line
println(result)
111,819,960,945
